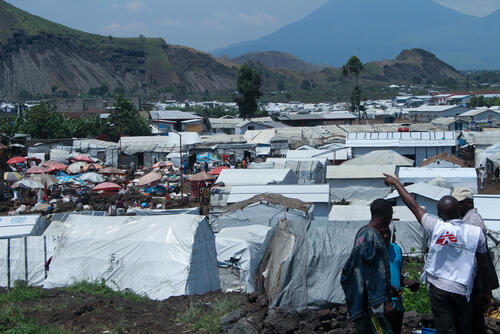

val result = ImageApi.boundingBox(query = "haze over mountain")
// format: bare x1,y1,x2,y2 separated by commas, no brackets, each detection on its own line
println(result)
213,0,500,70
0,0,237,98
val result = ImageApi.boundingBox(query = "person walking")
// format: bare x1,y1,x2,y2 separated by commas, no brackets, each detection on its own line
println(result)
341,199,395,334
384,174,490,334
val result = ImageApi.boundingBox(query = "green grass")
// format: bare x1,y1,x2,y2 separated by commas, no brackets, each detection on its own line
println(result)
402,259,431,315
64,279,147,301
0,305,71,334
0,286,45,304
178,296,240,334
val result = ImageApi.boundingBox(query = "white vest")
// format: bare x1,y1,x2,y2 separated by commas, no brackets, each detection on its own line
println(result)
423,220,481,299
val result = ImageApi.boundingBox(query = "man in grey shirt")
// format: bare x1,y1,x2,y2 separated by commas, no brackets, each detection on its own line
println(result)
452,188,499,334
384,174,490,334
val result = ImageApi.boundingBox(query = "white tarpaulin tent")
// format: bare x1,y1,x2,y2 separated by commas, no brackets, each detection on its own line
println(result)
216,225,273,293
398,167,478,193
326,165,395,204
44,214,219,300
264,159,326,184
216,168,298,186
342,150,414,167
0,215,49,239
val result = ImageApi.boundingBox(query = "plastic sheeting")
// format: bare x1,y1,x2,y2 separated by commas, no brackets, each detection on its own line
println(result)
216,225,274,293
255,217,425,310
329,179,391,205
398,167,478,194
0,236,58,288
0,215,49,239
44,214,220,300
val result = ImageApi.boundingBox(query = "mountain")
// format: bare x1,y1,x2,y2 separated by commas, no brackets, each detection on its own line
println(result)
213,0,500,70
0,1,238,98
229,51,321,72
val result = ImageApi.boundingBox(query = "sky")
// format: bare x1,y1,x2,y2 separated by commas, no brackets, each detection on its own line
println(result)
6,0,500,52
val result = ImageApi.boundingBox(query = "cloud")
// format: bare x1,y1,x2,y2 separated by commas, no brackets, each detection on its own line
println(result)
102,21,149,36
159,17,186,28
125,1,146,12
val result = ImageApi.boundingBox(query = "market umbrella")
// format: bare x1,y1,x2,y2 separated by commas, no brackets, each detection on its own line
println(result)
41,160,62,168
83,163,103,172
28,174,58,187
73,154,94,162
189,172,215,182
79,172,105,183
7,156,26,164
66,162,87,174
25,166,48,175
137,171,162,186
208,166,229,176
99,167,124,175
152,161,173,168
46,163,68,172
57,175,85,186
11,179,44,189
92,182,122,192
4,172,22,182
0,144,7,149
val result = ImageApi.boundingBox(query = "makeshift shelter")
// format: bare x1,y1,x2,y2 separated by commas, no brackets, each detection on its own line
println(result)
326,165,395,204
253,206,423,310
216,224,274,293
342,150,414,167
420,152,466,168
0,215,50,239
216,169,298,186
385,182,451,216
44,214,220,300
211,193,313,232
264,158,326,184
79,172,105,184
398,167,478,193
227,184,330,218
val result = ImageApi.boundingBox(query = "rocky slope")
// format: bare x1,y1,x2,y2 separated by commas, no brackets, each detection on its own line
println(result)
0,1,238,98
229,51,321,72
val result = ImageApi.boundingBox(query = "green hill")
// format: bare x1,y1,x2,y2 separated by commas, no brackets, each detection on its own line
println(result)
0,0,238,98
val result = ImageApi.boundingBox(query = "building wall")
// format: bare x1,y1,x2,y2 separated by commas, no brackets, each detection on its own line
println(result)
470,111,500,123
351,146,452,166
185,123,202,133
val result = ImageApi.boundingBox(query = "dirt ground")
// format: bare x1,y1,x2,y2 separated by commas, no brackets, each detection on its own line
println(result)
0,287,245,334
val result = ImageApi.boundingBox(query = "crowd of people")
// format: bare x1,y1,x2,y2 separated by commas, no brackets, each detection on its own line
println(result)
342,174,498,334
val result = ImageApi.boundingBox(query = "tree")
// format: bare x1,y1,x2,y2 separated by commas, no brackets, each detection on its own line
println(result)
104,96,151,141
343,56,364,123
301,79,311,90
22,102,66,139
234,63,262,120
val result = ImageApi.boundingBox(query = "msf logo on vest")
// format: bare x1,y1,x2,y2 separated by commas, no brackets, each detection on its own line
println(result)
436,231,457,245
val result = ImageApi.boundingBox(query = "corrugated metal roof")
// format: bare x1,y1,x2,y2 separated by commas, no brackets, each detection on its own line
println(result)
149,110,201,120
328,206,417,221
346,131,456,147
216,168,296,186
459,108,500,117
326,165,395,179
385,182,451,201
342,150,414,166
460,131,500,146
119,133,200,154
277,112,357,121
227,184,329,203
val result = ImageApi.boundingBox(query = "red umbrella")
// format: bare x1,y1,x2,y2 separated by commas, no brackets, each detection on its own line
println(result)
208,166,229,176
25,166,48,174
46,163,68,172
92,182,122,192
137,171,162,186
7,156,26,164
41,160,62,167
73,154,94,162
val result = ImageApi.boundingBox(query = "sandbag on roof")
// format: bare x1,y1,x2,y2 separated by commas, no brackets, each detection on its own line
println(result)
216,224,274,293
44,214,219,300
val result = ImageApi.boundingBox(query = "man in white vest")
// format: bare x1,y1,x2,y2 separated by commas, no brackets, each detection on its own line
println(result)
383,174,490,334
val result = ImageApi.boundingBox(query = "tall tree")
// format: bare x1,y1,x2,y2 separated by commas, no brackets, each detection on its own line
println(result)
343,56,364,123
104,95,151,141
22,102,66,139
234,63,262,120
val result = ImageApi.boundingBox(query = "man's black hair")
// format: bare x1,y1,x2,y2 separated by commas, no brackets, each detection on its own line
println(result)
370,198,393,219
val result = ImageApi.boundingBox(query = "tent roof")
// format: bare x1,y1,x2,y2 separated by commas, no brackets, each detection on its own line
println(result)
0,215,46,239
216,168,296,186
474,194,500,230
420,152,466,167
329,206,417,222
346,131,456,147
398,167,477,179
342,150,414,167
326,165,395,179
225,193,312,213
228,184,329,204
386,182,451,201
